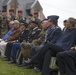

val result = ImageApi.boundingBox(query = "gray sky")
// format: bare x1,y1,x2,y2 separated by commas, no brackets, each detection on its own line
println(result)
39,0,76,28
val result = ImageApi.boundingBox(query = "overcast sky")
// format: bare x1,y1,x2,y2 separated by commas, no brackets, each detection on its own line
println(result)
38,0,76,28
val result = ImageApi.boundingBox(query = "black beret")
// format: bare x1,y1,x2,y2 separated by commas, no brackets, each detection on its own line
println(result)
28,14,33,16
2,10,6,12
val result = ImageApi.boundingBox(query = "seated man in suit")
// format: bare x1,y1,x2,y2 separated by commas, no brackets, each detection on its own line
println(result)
56,47,76,75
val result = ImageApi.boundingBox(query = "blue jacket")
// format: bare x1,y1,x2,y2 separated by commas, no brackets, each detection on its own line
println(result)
56,28,76,50
2,28,14,40
42,26,62,44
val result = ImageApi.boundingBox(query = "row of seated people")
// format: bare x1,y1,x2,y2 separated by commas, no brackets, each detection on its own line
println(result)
1,15,62,74
0,19,41,58
22,16,76,75
0,15,76,75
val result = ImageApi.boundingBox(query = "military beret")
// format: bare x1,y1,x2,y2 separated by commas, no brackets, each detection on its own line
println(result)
9,9,14,12
33,11,38,15
18,10,22,13
28,14,33,16
47,15,59,21
43,18,48,21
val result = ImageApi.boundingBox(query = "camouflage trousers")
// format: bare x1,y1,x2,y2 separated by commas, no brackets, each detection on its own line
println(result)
20,42,34,59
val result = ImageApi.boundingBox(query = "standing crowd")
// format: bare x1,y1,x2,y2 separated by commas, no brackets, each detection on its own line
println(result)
0,8,76,75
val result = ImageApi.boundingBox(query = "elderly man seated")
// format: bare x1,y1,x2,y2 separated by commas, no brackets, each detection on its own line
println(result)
0,20,22,58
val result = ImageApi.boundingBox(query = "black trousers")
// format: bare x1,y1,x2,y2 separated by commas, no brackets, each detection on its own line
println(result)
5,42,13,59
31,45,44,69
56,50,76,75
30,43,64,75
31,45,44,57
31,43,64,62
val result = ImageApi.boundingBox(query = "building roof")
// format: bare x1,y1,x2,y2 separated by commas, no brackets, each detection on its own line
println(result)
2,0,9,6
26,0,42,11
26,2,34,9
32,0,43,11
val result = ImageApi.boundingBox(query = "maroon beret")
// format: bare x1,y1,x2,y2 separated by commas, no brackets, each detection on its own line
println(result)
18,10,22,13
9,9,14,12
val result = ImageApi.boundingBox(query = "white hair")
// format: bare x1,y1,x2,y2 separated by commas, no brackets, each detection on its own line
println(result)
14,20,20,27
14,20,19,24
9,21,14,24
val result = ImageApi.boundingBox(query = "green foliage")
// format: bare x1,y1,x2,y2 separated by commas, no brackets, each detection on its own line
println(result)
0,59,40,75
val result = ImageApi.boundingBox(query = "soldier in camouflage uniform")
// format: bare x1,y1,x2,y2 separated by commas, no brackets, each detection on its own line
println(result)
8,9,16,21
0,10,9,37
26,14,33,24
0,15,2,37
33,11,41,28
17,10,26,25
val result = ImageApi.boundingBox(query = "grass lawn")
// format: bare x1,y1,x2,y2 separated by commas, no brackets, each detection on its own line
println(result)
0,59,41,75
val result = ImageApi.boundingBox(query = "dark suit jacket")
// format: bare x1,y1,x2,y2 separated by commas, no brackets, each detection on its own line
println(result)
28,27,41,43
18,29,29,43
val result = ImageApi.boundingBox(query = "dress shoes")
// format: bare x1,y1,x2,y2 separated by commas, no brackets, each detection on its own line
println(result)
8,60,16,64
23,59,32,65
2,57,10,61
23,64,33,69
50,68,58,75
33,67,41,72
16,63,26,67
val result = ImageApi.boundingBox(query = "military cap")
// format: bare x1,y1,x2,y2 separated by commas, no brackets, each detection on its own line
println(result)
21,21,28,27
47,15,59,21
9,9,14,12
33,11,38,15
30,21,38,25
18,10,22,13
